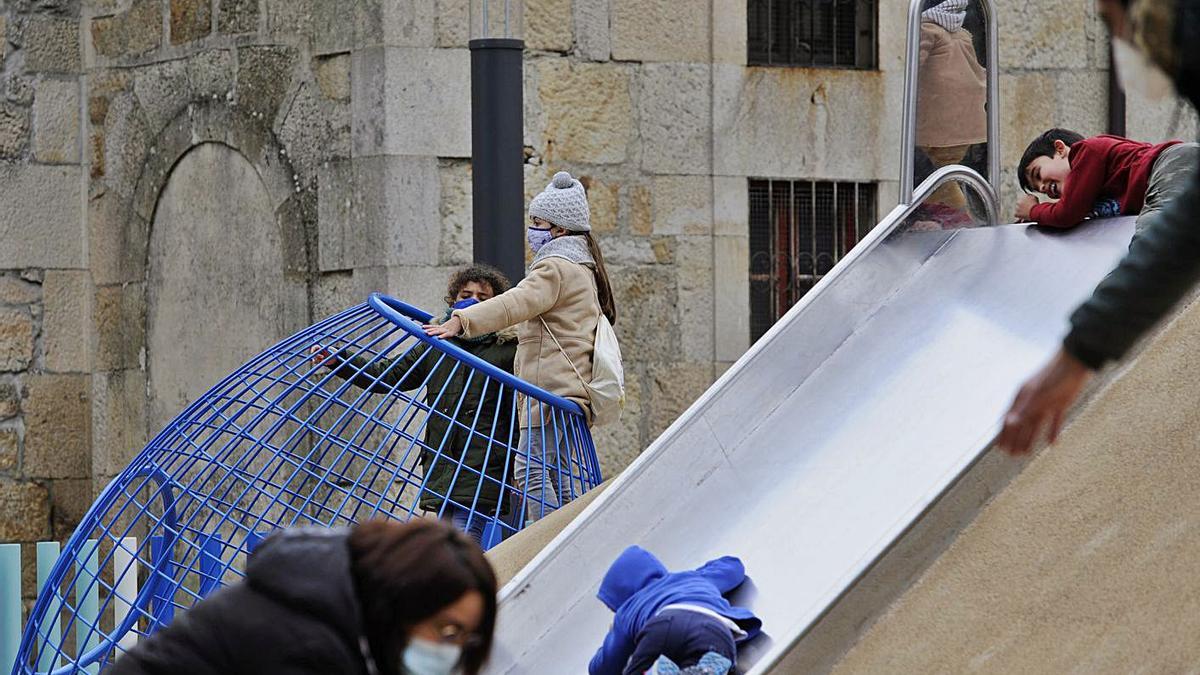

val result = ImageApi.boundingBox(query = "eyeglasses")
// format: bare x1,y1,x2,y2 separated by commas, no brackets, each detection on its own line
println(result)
435,623,483,649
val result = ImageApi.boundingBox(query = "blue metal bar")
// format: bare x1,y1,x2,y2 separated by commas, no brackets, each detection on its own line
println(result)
0,545,20,672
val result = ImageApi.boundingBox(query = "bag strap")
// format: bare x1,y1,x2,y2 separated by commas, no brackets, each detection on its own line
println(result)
540,318,589,390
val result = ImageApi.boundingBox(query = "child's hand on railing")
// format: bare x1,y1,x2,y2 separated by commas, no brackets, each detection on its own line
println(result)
309,344,335,369
424,316,464,339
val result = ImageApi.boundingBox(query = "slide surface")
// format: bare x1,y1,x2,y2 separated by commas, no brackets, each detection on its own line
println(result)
484,214,1136,674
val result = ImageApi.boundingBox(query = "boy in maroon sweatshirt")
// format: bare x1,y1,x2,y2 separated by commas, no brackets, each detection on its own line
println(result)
1014,128,1197,230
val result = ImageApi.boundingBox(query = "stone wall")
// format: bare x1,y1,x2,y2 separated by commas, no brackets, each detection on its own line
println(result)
0,0,1193,551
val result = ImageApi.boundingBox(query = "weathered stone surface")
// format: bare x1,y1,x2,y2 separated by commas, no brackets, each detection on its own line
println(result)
42,271,92,373
0,424,17,472
438,159,472,266
170,0,212,44
131,59,190,136
612,0,709,62
32,78,80,163
578,175,618,233
268,0,356,53
278,82,339,184
0,377,19,420
533,58,632,165
0,16,6,73
0,103,30,158
91,369,148,477
651,175,712,235
49,478,92,539
998,0,1087,70
386,264,463,313
646,361,713,440
629,184,652,235
91,0,163,59
637,64,711,174
609,264,678,364
354,0,436,49
315,53,351,102
236,46,297,122
999,71,1055,209
0,164,83,269
573,0,610,61
0,479,49,541
714,235,749,362
351,46,470,157
94,283,144,372
603,236,660,266
23,16,80,73
6,75,34,105
676,236,714,362
525,0,571,52
23,373,91,479
218,0,258,34
352,155,442,266
591,368,642,475
0,308,33,372
1053,69,1107,140
0,274,40,306
1126,91,1200,144
99,92,150,197
317,159,356,271
712,0,745,64
435,0,468,47
712,175,747,236
186,48,234,100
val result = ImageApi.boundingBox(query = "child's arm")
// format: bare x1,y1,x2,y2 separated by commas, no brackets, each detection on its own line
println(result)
1027,144,1108,228
694,556,747,594
588,624,636,675
318,342,434,393
453,259,563,338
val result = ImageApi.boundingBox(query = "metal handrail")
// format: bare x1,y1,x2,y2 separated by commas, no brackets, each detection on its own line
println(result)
900,0,1001,204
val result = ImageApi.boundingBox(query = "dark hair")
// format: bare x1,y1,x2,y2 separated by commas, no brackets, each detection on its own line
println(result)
444,264,512,305
575,233,617,324
348,519,498,675
1017,128,1085,193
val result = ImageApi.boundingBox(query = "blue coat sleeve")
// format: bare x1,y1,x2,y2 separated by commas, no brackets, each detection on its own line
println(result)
693,556,746,594
588,621,636,675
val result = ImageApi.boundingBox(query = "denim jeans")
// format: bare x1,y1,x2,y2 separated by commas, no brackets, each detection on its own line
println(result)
511,425,574,523
441,504,487,545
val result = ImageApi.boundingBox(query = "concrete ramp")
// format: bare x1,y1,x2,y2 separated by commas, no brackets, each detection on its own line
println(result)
483,210,1139,674
826,293,1200,674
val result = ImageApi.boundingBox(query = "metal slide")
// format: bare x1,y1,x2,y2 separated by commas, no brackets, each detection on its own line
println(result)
484,168,1137,672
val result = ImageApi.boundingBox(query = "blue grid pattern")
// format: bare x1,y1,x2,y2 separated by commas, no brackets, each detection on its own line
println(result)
12,294,601,674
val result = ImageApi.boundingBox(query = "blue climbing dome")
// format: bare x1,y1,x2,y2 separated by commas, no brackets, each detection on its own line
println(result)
13,293,602,674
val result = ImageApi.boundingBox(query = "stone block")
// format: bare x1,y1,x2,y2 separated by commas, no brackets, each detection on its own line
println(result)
170,0,212,44
236,45,297,122
91,369,147,478
646,361,713,440
23,16,80,73
713,175,748,236
315,53,351,102
0,16,6,72
676,236,714,362
0,103,30,159
33,78,81,164
612,0,709,63
577,175,618,233
603,236,660,266
50,478,92,539
637,63,711,174
712,64,895,179
219,0,259,34
131,58,191,136
651,175,712,235
386,264,463,313
998,0,1088,70
525,0,571,52
609,264,678,364
313,270,358,321
353,155,443,266
0,308,33,373
99,92,152,199
186,49,235,100
438,159,472,266
435,0,469,47
531,58,633,165
23,373,91,479
351,47,471,157
999,72,1056,191
573,0,609,61
712,0,745,65
266,0,357,53
0,423,18,472
317,159,356,272
0,275,41,306
94,283,145,372
714,235,749,362
91,0,163,60
0,479,49,541
6,75,34,106
629,184,652,235
0,377,20,421
1053,70,1107,140
277,81,339,185
0,164,84,269
591,368,642,475
42,271,92,373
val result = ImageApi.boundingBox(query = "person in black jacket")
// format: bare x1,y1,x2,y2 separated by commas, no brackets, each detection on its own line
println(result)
999,0,1200,455
107,519,497,675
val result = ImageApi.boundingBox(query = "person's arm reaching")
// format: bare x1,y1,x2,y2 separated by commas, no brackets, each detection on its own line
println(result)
426,259,562,340
588,622,635,675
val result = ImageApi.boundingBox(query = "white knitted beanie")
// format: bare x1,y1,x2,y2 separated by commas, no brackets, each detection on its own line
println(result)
528,171,591,232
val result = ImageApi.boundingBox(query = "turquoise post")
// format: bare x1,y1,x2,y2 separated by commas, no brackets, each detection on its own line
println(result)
35,541,61,672
0,544,21,674
75,540,99,674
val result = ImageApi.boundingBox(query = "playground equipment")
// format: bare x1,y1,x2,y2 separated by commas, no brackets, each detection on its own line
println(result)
12,294,601,674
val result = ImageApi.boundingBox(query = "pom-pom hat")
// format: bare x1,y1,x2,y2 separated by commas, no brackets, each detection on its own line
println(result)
528,171,591,232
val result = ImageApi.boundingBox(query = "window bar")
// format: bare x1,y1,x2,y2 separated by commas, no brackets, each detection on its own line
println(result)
789,180,798,309
810,181,817,287
832,181,840,260
854,182,861,244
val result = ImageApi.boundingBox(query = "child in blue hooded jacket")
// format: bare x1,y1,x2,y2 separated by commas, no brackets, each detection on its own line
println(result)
589,546,762,675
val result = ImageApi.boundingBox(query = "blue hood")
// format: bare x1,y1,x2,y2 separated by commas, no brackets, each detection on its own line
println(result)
597,546,668,611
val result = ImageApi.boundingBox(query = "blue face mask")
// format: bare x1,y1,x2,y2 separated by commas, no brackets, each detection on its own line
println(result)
401,638,462,675
451,298,480,311
527,227,554,253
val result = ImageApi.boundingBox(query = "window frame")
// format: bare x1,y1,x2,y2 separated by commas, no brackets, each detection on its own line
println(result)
747,0,879,70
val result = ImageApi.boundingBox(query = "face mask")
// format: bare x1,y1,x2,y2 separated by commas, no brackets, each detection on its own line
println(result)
1112,37,1174,101
527,227,554,253
451,298,480,311
402,638,462,675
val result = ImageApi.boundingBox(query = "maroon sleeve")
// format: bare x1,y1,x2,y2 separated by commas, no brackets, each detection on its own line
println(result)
1028,140,1109,228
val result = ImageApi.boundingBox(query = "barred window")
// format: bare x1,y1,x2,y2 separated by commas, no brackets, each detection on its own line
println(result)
749,179,877,342
747,0,877,68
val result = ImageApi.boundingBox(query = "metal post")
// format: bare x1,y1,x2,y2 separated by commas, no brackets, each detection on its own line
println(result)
470,38,526,284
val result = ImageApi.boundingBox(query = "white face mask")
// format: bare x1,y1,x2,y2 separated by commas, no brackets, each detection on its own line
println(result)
402,638,462,675
1112,37,1174,101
